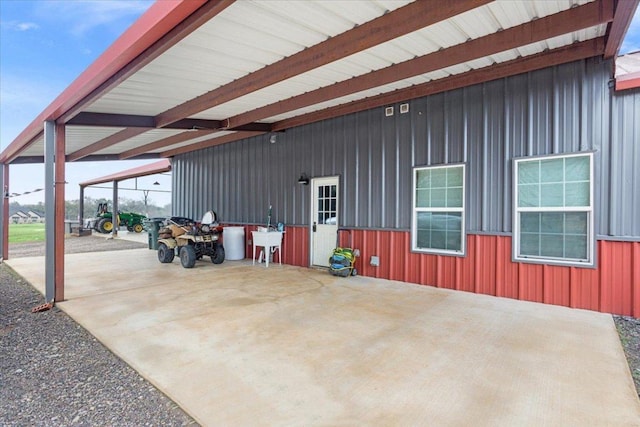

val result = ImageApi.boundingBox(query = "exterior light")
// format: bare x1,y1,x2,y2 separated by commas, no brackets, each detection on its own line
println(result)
297,173,309,185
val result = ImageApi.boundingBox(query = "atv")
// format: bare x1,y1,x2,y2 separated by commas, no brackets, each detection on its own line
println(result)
156,211,225,268
86,203,147,234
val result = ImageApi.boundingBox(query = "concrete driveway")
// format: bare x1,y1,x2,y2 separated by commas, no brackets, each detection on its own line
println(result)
6,248,640,426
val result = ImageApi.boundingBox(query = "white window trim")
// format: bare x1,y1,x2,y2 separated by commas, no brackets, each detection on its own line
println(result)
512,152,595,267
411,163,466,256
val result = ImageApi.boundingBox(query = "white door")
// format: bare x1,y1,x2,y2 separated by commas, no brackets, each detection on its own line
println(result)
311,176,339,267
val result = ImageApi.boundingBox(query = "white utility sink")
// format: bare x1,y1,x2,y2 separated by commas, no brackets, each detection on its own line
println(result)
251,231,283,267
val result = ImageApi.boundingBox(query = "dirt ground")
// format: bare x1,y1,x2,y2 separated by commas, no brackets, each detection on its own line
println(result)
7,234,640,399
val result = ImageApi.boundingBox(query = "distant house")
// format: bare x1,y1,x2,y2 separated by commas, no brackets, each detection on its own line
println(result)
10,211,29,224
27,210,44,223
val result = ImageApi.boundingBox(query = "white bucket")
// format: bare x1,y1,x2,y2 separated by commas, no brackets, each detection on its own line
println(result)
224,226,245,260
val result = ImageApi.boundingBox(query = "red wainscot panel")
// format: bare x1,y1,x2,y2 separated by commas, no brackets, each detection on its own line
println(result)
634,242,640,318
473,235,498,296
245,225,639,317
569,264,600,312
494,236,520,300
542,265,571,308
456,234,477,294
282,226,309,268
599,240,637,316
517,263,544,304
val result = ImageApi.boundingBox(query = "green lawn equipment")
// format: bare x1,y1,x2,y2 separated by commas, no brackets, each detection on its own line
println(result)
85,203,147,234
329,229,357,277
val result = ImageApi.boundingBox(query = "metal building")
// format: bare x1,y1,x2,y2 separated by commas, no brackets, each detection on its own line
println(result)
0,0,638,316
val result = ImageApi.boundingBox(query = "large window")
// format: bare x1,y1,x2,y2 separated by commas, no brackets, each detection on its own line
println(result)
412,164,465,255
513,152,594,266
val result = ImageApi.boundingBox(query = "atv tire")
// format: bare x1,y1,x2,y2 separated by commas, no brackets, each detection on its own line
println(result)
211,243,225,264
180,245,196,268
157,243,175,263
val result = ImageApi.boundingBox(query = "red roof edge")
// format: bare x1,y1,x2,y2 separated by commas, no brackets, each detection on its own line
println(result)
80,159,171,187
0,0,206,164
616,71,640,91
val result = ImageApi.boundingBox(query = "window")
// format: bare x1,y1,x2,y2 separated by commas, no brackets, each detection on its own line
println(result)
412,164,465,255
513,152,594,266
317,184,337,225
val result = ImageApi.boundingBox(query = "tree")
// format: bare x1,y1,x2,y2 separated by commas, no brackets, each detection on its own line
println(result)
9,197,171,222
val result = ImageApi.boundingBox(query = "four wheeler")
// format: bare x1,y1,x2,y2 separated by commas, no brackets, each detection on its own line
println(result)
156,211,225,268
86,203,147,234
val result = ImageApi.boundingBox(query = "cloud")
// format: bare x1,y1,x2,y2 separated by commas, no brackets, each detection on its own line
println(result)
0,73,64,148
1,21,40,32
33,0,153,38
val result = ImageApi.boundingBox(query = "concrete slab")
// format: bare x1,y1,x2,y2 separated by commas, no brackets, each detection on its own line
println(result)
6,250,640,426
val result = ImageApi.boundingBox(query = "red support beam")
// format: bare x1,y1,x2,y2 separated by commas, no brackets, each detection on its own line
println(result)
119,130,217,160
604,0,640,58
67,128,151,162
59,1,233,125
273,38,605,132
0,0,210,164
2,165,9,261
225,0,614,130
55,123,65,302
161,131,264,157
154,0,492,128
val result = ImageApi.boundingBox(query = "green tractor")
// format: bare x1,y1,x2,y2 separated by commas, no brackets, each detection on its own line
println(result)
87,203,147,234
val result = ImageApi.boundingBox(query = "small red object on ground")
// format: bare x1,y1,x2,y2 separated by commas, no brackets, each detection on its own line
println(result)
31,302,53,313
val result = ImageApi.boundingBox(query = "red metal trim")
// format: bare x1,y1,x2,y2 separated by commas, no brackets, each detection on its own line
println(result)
0,0,206,164
615,71,640,90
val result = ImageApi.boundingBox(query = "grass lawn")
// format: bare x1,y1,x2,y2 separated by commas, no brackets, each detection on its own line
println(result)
9,223,46,243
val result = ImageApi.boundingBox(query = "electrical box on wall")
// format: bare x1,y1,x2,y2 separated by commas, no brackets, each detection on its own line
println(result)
400,103,409,114
385,106,394,117
370,256,380,267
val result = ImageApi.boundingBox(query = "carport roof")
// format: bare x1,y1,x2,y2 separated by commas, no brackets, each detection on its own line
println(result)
79,159,171,187
1,0,638,165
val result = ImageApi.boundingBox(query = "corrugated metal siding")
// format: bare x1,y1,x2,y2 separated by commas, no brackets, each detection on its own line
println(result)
335,230,639,316
174,57,639,238
171,55,640,318
609,87,640,238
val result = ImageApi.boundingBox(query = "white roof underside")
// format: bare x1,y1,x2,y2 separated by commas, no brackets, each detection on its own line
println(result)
86,0,597,121
19,0,609,160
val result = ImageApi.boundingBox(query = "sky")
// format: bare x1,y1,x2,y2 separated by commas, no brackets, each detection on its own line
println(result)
1,1,640,206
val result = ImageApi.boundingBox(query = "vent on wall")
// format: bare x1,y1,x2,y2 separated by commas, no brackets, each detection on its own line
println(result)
385,106,394,117
400,103,409,114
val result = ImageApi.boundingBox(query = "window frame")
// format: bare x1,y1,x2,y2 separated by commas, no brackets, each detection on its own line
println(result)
512,152,595,267
411,163,466,256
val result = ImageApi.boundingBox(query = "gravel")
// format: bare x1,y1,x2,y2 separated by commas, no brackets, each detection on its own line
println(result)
1,236,197,426
1,236,639,425
614,315,640,399
8,234,148,258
